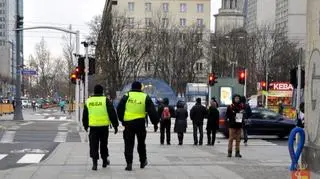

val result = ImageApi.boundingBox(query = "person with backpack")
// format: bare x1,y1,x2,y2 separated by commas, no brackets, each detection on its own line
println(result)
158,98,175,145
174,101,188,145
190,98,208,145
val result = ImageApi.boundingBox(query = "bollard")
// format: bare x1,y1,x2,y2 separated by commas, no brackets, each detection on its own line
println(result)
288,127,305,171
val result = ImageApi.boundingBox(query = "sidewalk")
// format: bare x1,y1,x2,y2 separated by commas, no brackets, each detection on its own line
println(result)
0,132,291,179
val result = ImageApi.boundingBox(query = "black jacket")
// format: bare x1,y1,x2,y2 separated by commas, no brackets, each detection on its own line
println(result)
207,106,219,130
190,102,208,125
226,103,244,129
116,89,159,126
174,108,188,133
82,95,119,131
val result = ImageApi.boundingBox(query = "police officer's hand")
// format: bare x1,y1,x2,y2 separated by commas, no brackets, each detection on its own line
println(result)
154,125,158,132
114,127,118,134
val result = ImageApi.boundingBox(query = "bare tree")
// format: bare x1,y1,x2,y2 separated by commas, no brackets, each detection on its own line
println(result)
95,11,150,98
62,25,76,101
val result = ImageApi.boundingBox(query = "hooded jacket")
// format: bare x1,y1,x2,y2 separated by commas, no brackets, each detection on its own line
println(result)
226,94,245,129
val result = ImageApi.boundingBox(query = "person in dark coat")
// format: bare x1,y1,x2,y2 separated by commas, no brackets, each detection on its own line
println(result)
158,98,175,145
190,98,208,145
240,96,252,146
206,98,219,146
174,101,188,145
226,94,245,158
117,81,159,171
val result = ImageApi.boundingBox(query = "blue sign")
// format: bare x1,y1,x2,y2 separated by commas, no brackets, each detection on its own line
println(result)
16,70,37,75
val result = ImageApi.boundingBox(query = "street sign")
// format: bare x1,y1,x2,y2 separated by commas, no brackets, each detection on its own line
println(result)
16,70,37,75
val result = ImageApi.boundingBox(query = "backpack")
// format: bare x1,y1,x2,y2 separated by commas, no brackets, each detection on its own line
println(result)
161,107,171,119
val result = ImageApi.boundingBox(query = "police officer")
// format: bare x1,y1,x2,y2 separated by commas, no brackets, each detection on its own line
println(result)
82,84,119,171
117,81,159,171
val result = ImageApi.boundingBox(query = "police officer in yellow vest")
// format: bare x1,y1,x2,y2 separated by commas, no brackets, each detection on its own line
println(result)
82,84,119,171
117,81,159,171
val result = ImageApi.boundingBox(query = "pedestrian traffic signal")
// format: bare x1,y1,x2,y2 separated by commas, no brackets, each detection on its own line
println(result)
208,73,217,86
238,70,246,85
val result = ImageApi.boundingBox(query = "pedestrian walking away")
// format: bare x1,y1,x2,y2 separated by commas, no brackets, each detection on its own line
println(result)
174,101,188,145
190,98,208,145
240,96,252,146
117,81,159,171
158,98,175,145
226,94,245,158
59,99,66,114
82,84,119,171
206,98,219,146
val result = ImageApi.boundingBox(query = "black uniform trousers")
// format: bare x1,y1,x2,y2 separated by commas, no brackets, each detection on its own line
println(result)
123,121,147,164
193,122,203,145
89,126,109,160
160,120,171,144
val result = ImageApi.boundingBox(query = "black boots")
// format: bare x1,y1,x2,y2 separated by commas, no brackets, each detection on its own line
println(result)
235,151,242,158
125,163,132,171
140,160,148,169
102,159,110,168
227,151,232,158
92,159,98,171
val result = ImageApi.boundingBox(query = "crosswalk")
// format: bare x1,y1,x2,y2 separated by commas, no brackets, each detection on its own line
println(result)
0,153,46,165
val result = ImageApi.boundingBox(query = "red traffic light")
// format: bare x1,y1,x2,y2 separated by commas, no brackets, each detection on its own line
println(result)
208,73,217,86
240,72,245,78
262,81,266,87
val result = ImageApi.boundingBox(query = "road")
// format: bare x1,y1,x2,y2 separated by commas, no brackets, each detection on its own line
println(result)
0,108,79,170
0,108,292,178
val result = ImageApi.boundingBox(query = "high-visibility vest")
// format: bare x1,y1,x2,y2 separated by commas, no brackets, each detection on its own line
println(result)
86,96,111,127
124,91,147,121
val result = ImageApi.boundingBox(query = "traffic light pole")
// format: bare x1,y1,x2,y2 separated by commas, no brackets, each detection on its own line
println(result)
296,48,302,111
83,42,89,100
244,69,247,97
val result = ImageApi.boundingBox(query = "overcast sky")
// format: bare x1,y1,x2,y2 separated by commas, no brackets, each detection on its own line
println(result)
23,0,221,61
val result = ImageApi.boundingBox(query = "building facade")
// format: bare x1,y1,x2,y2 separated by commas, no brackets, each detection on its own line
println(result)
275,0,307,46
113,0,211,83
302,0,320,176
115,0,210,29
214,0,245,34
0,0,17,97
245,0,276,33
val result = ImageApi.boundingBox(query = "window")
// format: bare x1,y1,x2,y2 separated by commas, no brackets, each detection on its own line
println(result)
162,18,168,27
319,11,320,35
145,3,151,12
163,3,169,12
196,62,203,71
145,62,151,72
0,24,4,29
196,19,204,27
180,18,186,27
197,4,204,13
128,2,134,12
127,17,134,28
145,18,152,27
230,0,233,9
235,0,237,8
180,3,187,12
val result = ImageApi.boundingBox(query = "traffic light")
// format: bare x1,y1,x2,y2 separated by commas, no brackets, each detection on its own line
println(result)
78,57,95,75
16,15,23,29
208,73,217,86
70,71,77,84
261,81,267,90
238,70,246,85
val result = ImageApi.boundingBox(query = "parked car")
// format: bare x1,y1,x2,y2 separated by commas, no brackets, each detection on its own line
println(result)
218,107,296,138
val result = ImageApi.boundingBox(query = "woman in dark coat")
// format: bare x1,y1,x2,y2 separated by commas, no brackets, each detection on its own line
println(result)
174,101,188,145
